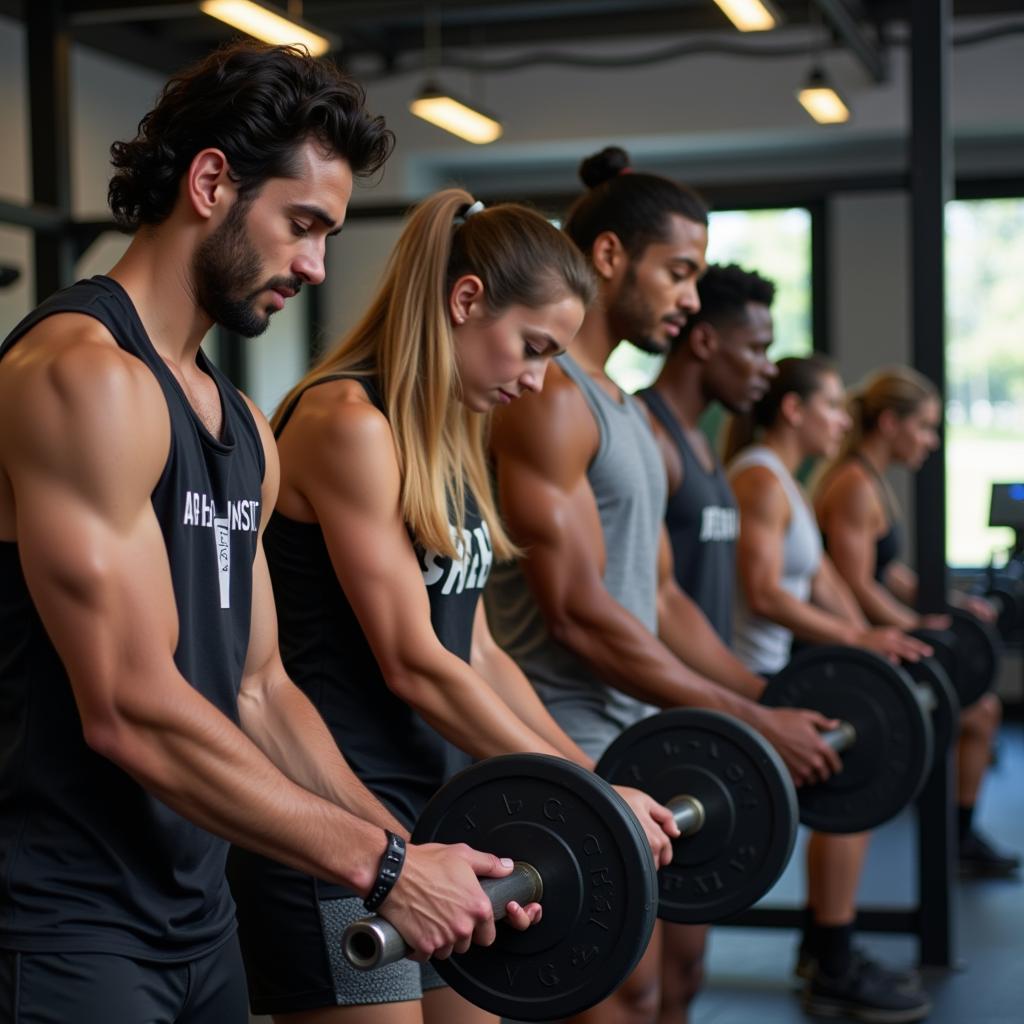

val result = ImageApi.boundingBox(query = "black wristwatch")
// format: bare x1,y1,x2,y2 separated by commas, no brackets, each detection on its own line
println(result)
363,830,406,912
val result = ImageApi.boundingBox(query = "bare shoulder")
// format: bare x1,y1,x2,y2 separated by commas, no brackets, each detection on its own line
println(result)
491,360,598,474
731,464,788,520
0,313,169,494
280,377,400,515
818,461,876,523
287,377,393,457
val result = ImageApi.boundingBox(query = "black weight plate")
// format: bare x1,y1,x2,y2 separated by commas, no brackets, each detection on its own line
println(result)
911,628,958,688
947,607,1000,707
763,647,934,833
596,709,798,924
412,754,658,1022
986,582,1021,640
903,655,960,755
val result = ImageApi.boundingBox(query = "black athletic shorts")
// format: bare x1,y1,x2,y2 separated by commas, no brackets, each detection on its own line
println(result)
0,935,247,1024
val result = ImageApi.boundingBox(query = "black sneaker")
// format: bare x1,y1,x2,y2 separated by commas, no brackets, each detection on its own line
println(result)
958,830,1021,879
803,956,931,1022
795,947,920,992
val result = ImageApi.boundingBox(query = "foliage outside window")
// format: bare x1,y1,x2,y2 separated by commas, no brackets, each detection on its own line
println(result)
945,197,1024,567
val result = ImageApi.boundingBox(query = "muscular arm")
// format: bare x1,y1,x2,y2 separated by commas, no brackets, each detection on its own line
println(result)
810,554,870,626
732,466,862,646
234,402,408,837
1,320,386,895
284,389,568,762
655,527,764,699
817,471,919,629
490,366,771,730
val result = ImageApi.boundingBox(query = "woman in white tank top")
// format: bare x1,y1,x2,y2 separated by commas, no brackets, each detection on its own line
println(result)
724,357,924,673
723,356,932,1020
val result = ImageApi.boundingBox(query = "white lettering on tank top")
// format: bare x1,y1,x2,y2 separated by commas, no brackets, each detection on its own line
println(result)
699,506,739,543
419,519,493,595
181,490,261,608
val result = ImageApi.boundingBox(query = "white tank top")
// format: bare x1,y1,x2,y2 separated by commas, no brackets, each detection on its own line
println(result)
728,445,823,675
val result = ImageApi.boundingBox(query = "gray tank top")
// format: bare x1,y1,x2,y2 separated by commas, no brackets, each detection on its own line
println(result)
728,445,823,675
486,353,667,756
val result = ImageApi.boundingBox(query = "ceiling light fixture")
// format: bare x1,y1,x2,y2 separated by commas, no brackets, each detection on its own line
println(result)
712,0,780,32
199,0,332,56
409,83,503,144
797,66,851,124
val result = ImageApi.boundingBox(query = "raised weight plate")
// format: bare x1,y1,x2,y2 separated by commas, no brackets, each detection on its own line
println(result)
903,654,960,755
596,709,798,924
946,607,1000,707
762,647,933,833
412,754,659,1021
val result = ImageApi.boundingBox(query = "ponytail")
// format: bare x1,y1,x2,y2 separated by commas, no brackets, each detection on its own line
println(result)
273,188,594,561
836,366,939,464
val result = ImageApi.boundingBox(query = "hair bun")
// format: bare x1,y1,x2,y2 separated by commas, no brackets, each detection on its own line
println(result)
579,146,631,189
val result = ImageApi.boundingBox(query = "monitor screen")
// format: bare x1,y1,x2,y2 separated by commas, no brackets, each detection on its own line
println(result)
989,483,1024,529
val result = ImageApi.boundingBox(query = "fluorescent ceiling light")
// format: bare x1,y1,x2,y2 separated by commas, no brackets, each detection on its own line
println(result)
410,85,503,145
797,67,851,124
200,0,331,56
712,0,779,32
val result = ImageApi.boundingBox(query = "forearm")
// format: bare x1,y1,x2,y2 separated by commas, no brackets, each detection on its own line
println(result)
92,671,387,894
473,642,594,767
746,584,860,647
658,588,764,699
884,562,919,609
239,671,409,837
852,576,919,630
387,649,569,762
812,568,869,627
549,591,768,731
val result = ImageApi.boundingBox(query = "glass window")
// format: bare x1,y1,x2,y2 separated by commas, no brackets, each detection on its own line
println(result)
945,197,1024,567
606,206,813,393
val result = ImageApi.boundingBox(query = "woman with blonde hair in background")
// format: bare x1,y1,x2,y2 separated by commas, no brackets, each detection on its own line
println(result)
815,366,1020,879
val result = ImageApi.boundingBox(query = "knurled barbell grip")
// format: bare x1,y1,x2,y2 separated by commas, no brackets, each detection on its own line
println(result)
342,861,543,971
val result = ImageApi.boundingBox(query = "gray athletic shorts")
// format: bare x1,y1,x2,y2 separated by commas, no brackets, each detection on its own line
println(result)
538,689,657,761
319,897,447,1006
229,845,446,1015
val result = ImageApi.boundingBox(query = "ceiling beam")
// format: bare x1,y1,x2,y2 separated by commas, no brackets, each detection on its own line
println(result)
811,0,888,82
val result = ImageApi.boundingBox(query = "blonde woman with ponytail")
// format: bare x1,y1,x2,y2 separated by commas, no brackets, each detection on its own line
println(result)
816,367,1020,879
227,189,678,1024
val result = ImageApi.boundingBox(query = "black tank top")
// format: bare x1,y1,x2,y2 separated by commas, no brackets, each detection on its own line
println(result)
823,453,903,582
639,388,738,642
265,375,489,829
0,276,264,959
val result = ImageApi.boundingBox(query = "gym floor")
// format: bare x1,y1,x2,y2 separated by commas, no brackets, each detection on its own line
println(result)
697,718,1024,1024
250,719,1024,1024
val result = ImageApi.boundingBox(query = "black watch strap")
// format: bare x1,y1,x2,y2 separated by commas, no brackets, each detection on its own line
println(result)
364,830,406,912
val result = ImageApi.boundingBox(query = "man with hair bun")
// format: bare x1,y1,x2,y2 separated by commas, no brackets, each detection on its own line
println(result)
487,150,841,1024
0,41,520,1023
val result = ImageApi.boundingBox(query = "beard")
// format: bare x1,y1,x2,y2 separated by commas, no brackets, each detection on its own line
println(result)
193,197,301,338
608,264,666,355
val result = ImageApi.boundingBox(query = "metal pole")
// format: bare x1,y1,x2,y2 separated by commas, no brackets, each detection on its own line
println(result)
910,0,955,969
26,0,76,303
